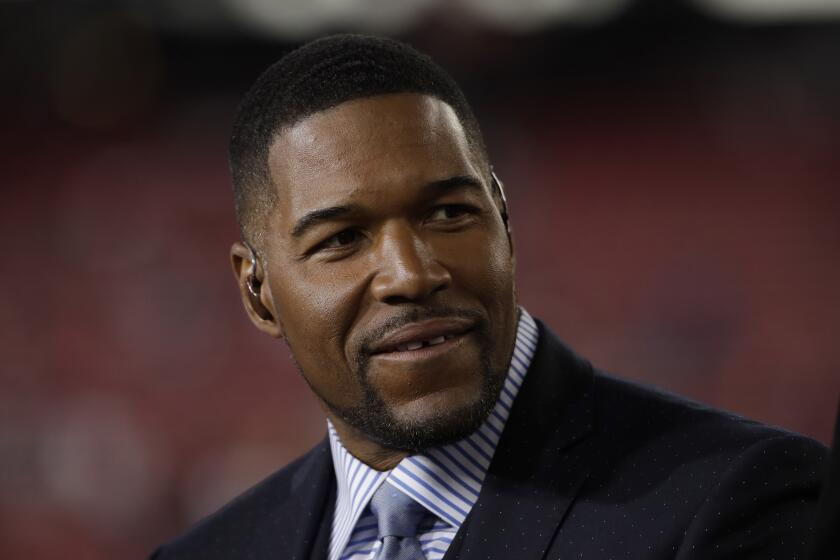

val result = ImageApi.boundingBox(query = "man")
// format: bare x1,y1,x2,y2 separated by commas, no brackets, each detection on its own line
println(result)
152,35,826,559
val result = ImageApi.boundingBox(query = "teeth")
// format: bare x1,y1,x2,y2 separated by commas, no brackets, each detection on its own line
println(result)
395,336,449,352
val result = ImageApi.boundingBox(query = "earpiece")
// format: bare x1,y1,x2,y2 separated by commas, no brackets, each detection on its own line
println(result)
242,241,277,323
491,168,511,232
244,242,261,298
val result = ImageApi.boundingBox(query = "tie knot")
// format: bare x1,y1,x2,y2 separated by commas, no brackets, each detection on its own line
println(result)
369,482,427,538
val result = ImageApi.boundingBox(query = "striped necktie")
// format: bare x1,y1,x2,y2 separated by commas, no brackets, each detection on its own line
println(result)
369,482,428,560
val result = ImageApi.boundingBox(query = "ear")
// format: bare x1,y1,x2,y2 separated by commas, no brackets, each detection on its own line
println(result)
490,171,515,256
230,242,284,338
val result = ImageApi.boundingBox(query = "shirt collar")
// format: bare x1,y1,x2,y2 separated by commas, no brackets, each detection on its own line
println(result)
327,308,539,554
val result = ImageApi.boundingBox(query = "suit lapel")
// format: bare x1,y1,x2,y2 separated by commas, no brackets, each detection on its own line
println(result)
445,321,596,560
305,476,335,560
277,439,335,560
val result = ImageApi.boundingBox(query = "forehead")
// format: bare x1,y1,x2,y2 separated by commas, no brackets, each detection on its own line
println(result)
266,93,484,226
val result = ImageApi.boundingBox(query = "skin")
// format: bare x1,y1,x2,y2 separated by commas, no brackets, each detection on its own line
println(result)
231,93,518,470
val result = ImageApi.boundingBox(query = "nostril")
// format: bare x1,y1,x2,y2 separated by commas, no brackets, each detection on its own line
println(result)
372,264,451,304
382,293,419,305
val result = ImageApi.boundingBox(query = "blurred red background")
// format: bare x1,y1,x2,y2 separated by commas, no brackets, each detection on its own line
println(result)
1,1,839,558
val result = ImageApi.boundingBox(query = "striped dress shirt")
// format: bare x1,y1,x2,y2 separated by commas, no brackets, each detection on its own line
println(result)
327,308,539,560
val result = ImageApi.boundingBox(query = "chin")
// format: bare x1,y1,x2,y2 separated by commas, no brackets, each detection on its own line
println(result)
386,410,488,453
393,385,482,424
363,378,502,453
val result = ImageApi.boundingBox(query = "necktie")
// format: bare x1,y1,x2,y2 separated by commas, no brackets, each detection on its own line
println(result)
369,481,427,560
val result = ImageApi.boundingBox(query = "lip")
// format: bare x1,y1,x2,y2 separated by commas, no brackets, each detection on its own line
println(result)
367,317,475,356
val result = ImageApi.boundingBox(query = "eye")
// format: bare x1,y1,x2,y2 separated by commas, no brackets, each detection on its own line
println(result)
321,228,361,249
428,204,475,222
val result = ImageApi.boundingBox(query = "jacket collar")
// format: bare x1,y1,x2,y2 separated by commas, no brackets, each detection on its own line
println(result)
444,320,596,559
282,440,335,560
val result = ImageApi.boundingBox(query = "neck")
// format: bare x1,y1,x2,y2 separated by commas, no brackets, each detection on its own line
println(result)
327,412,408,471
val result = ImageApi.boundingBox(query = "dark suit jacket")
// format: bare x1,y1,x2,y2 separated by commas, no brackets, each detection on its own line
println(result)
808,400,840,559
153,320,827,559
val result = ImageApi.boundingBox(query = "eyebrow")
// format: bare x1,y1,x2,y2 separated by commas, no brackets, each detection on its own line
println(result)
289,174,486,239
290,205,357,238
428,174,485,193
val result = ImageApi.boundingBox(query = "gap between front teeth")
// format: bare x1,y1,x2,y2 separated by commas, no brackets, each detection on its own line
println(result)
397,335,448,352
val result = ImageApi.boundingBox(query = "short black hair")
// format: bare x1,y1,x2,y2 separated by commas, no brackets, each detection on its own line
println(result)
229,34,489,245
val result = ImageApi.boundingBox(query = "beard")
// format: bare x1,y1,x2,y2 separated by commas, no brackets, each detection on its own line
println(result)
289,306,508,454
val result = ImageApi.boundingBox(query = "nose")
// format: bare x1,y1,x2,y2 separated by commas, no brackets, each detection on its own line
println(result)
370,223,451,304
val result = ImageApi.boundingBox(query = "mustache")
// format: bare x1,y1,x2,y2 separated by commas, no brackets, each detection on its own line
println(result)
357,306,486,356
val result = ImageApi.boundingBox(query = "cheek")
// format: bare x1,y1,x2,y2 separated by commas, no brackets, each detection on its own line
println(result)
450,231,517,351
487,238,514,287
273,265,367,370
454,230,515,299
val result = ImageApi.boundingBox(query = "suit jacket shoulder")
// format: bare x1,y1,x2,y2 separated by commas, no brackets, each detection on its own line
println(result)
151,439,335,560
448,319,827,559
590,367,819,470
588,370,826,557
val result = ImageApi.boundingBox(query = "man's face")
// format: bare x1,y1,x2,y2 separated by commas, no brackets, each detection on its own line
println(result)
255,93,517,452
